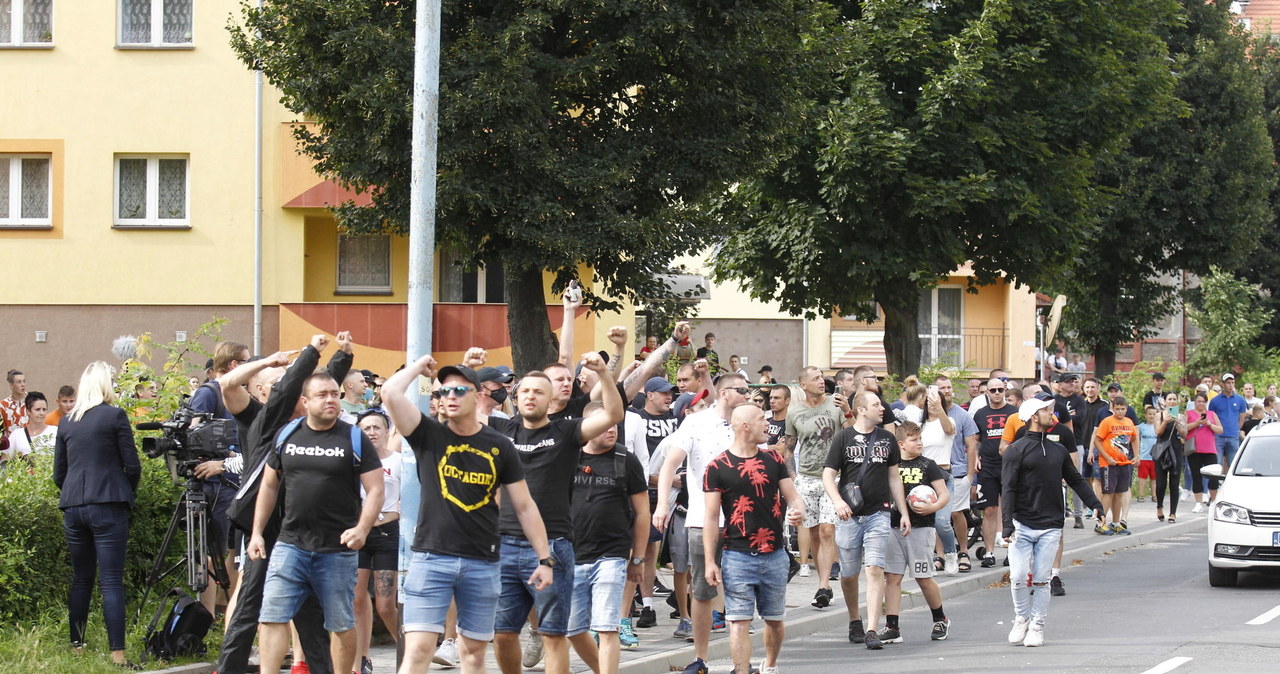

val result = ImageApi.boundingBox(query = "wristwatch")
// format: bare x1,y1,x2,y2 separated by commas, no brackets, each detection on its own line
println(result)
629,556,645,566
538,556,557,568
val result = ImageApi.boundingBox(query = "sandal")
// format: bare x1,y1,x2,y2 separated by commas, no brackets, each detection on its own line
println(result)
957,552,972,573
1168,515,1176,523
1157,507,1165,522
934,556,944,572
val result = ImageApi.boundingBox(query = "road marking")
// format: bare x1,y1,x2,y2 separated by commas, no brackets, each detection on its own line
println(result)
1141,657,1193,674
1246,604,1280,625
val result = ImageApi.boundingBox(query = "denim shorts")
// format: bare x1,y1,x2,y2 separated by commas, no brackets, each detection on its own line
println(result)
402,551,502,641
567,557,627,636
260,542,358,632
494,536,576,635
720,549,788,622
834,510,891,574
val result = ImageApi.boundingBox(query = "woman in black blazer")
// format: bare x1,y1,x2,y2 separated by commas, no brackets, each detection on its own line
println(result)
53,361,141,666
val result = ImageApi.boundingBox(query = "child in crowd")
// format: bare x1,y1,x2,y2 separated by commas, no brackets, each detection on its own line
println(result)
1135,406,1158,502
1092,397,1138,535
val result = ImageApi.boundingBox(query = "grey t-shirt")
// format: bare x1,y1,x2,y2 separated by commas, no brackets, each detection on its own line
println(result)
785,398,844,478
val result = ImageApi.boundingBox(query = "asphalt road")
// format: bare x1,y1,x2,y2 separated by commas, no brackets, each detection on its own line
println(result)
708,531,1280,674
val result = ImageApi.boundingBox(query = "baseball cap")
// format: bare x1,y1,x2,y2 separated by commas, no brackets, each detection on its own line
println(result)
360,369,379,383
477,366,514,384
1222,372,1236,381
1019,396,1055,422
437,365,481,388
644,376,677,394
1152,372,1166,381
1107,382,1123,392
1056,373,1079,382
757,365,773,374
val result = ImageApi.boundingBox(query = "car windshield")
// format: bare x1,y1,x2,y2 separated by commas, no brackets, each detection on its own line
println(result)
1233,435,1280,476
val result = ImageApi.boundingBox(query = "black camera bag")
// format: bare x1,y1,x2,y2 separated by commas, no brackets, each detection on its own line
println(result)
143,586,212,661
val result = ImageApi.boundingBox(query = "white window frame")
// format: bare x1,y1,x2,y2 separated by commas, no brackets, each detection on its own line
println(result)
113,154,190,228
336,233,393,294
0,153,53,227
1,0,54,46
117,0,194,48
918,286,964,366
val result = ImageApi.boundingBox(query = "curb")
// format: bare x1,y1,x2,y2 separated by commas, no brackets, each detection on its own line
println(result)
143,664,213,674
619,516,1207,673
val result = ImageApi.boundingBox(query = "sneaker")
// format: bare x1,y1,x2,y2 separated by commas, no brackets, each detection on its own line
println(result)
712,610,727,632
360,655,374,674
680,658,710,674
1073,515,1084,529
1180,490,1189,502
1115,523,1132,536
811,587,833,609
1002,556,1009,567
864,630,882,650
1050,576,1065,597
666,592,680,611
290,663,311,674
636,606,657,628
878,626,902,643
980,555,996,568
653,578,673,595
761,667,779,674
1094,524,1114,536
798,564,811,578
930,618,950,641
673,617,693,640
432,638,459,668
943,552,959,575
619,618,639,649
670,609,681,619
848,619,865,643
1007,616,1029,645
1192,502,1205,514
1023,623,1045,647
521,626,544,668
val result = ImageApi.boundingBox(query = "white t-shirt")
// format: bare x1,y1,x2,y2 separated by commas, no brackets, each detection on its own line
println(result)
6,425,57,459
361,450,402,514
920,417,955,468
665,406,733,529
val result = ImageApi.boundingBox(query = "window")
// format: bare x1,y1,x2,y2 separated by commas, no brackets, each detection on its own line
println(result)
0,154,51,227
918,286,963,367
1,0,53,46
336,234,392,294
118,0,192,47
439,248,506,303
114,155,189,227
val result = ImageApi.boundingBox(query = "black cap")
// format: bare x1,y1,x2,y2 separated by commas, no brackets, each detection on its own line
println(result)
437,365,481,388
1056,373,1079,382
360,369,379,383
757,365,773,374
477,366,514,384
1152,372,1166,381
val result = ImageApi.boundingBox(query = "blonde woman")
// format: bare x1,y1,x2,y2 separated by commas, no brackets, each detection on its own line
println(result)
52,361,142,667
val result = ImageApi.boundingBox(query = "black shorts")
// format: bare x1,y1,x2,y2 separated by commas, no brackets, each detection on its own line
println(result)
358,519,400,571
1100,464,1132,495
973,473,1001,510
648,489,664,543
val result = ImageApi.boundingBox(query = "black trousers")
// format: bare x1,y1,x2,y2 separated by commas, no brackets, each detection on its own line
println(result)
214,527,333,674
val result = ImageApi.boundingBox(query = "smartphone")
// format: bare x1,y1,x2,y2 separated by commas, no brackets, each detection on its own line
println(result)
566,279,583,303
927,385,939,396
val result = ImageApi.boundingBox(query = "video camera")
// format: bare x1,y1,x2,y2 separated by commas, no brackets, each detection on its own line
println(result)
138,406,234,484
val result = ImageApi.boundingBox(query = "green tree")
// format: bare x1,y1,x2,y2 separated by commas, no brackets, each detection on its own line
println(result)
230,0,832,370
708,0,1178,377
1238,31,1280,349
1185,267,1273,378
1051,0,1274,378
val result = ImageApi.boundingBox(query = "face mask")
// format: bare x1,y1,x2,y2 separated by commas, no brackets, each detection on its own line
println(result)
488,386,508,405
362,388,375,402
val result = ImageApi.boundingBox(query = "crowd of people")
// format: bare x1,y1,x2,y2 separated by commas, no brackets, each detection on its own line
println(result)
2,309,1270,674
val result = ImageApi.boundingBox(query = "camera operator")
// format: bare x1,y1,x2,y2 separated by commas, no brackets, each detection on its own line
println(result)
211,333,354,674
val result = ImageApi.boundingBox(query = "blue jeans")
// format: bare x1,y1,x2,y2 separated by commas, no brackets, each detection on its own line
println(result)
64,502,130,650
1216,436,1240,467
495,536,575,635
720,549,789,621
260,542,358,632
934,473,957,554
567,557,627,636
403,551,502,641
1008,523,1062,626
834,510,891,575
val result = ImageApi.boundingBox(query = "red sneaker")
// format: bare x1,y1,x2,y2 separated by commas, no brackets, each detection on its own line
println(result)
290,662,311,674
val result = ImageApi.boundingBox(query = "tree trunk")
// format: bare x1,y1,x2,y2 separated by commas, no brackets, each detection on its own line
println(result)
1092,288,1118,379
504,263,558,373
879,292,921,378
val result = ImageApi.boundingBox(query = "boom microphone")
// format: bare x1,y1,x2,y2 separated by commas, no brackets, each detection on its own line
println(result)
135,421,166,431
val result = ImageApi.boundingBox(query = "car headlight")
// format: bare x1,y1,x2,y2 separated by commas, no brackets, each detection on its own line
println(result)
1213,501,1251,525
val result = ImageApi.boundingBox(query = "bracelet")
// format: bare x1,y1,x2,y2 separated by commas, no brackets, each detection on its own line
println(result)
844,412,854,419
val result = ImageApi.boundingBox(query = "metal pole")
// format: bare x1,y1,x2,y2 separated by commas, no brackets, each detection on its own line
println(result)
252,0,264,355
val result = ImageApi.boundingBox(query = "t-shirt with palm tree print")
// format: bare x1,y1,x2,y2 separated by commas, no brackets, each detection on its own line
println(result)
704,448,790,554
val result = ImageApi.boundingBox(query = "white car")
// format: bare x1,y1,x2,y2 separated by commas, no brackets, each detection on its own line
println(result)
1203,419,1280,587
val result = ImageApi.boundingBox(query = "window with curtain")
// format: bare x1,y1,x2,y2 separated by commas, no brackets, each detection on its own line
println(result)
119,0,192,46
337,234,392,293
114,155,189,226
918,287,963,368
438,248,506,303
0,154,51,227
1,0,53,45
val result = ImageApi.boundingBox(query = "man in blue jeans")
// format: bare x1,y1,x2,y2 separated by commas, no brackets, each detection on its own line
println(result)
1209,373,1249,468
1001,397,1103,647
704,405,805,674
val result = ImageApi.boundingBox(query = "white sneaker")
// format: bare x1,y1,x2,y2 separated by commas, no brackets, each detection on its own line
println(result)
433,637,459,668
798,564,811,578
1180,491,1189,502
943,552,959,575
996,535,1009,548
761,666,779,674
1192,502,1205,514
1023,623,1045,647
1008,616,1030,644
522,626,544,668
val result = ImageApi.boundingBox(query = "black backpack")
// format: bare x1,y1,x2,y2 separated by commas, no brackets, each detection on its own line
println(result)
143,587,213,661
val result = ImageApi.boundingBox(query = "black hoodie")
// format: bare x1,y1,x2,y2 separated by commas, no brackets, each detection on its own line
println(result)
1001,431,1103,537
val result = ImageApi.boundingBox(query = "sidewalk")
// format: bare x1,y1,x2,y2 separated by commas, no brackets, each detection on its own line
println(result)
360,497,1206,674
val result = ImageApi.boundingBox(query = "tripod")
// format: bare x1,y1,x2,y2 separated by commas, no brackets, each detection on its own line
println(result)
135,473,231,622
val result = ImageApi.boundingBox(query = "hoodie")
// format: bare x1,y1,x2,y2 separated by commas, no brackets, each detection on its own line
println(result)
1001,431,1103,537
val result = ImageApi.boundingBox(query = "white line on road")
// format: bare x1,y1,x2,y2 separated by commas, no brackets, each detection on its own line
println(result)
1246,604,1280,625
1141,657,1193,674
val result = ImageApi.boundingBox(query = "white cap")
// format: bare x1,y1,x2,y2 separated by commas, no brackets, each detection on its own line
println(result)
1018,397,1055,422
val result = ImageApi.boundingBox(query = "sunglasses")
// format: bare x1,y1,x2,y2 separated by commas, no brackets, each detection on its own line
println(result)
988,387,1006,393
730,386,752,395
432,385,473,399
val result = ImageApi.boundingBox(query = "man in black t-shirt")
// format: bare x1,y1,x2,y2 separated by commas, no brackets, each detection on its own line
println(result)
822,391,909,649
765,385,790,452
971,378,1013,568
704,404,805,674
382,357,553,674
565,403,650,671
247,370,384,674
488,353,624,674
622,375,679,628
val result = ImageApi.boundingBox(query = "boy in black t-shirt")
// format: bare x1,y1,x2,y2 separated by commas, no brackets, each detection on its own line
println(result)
382,358,554,674
882,422,952,644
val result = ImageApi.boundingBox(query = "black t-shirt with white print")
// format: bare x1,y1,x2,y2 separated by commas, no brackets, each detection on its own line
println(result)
824,426,901,517
704,449,791,554
489,417,586,539
632,407,679,459
766,415,787,447
894,455,947,529
572,446,648,564
267,419,382,553
972,404,1014,474
405,414,524,561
